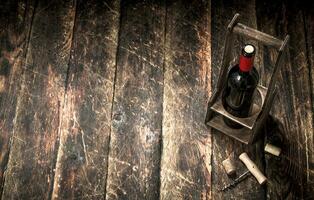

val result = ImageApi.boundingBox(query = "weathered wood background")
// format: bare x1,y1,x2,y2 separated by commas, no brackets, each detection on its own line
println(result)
0,0,313,199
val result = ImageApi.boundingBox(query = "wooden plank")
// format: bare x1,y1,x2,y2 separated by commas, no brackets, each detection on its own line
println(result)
51,0,120,199
211,0,266,199
304,4,314,197
256,2,296,199
1,0,76,199
159,0,211,199
0,0,35,195
105,0,165,199
257,0,314,199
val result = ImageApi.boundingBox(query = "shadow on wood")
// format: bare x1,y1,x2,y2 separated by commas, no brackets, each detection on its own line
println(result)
263,115,309,199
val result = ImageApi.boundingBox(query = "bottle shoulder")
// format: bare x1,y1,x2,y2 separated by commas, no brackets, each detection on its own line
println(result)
227,65,259,89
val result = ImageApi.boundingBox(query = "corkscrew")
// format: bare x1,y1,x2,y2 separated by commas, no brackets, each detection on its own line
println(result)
220,152,267,191
219,170,250,191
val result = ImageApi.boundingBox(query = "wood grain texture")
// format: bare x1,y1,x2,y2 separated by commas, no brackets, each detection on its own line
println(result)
304,3,314,197
105,0,165,199
0,1,312,199
51,1,120,199
1,0,76,199
257,1,314,199
0,0,35,195
159,0,211,199
256,1,296,199
285,8,314,196
211,0,266,199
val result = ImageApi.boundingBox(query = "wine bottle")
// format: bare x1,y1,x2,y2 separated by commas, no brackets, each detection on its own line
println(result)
222,44,259,128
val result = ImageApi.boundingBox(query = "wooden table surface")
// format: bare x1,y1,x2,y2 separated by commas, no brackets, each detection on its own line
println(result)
0,0,313,199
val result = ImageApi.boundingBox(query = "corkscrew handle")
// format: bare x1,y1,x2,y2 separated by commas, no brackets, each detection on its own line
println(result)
239,153,267,185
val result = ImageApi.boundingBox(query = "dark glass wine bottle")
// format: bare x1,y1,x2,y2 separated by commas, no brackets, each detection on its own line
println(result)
222,44,259,128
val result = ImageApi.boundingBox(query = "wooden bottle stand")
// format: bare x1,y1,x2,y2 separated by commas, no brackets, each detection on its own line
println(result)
205,13,289,144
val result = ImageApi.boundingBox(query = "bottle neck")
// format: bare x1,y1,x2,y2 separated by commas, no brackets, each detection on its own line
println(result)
239,55,254,72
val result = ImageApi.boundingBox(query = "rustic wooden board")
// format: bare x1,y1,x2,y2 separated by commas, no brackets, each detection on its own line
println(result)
304,4,314,197
0,0,36,195
1,0,76,199
105,0,165,199
257,0,314,199
159,0,211,199
0,1,312,199
256,1,296,199
51,0,120,199
0,0,35,196
211,0,266,199
285,7,314,197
